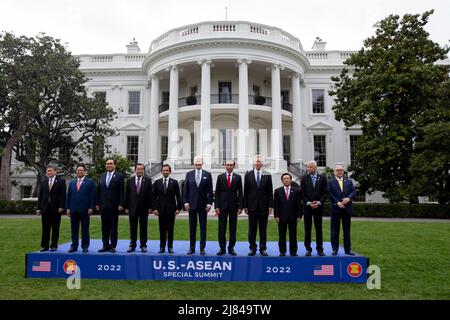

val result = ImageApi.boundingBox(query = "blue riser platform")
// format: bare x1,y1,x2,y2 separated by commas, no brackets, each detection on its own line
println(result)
26,240,368,283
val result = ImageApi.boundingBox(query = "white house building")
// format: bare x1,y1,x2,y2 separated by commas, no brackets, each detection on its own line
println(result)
11,21,376,201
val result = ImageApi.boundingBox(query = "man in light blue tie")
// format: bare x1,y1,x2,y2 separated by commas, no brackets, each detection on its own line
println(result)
96,159,124,253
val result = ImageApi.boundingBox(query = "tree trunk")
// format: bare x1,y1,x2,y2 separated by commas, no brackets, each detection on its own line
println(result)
0,112,28,200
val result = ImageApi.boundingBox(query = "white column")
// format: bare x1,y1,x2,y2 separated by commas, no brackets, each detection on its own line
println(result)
238,58,251,168
271,64,283,163
149,75,160,164
198,59,211,169
167,65,179,163
291,72,303,163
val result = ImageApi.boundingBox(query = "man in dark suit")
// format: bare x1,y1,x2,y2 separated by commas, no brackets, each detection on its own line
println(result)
153,164,182,254
96,159,124,253
215,160,243,256
300,160,328,256
36,164,66,252
66,164,96,253
183,155,213,255
274,173,303,256
124,163,153,253
243,155,273,256
328,165,357,255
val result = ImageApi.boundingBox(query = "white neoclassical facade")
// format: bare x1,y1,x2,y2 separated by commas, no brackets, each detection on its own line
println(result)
11,21,378,201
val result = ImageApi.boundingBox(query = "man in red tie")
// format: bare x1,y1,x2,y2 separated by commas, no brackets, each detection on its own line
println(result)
274,173,303,256
215,160,243,255
124,163,153,252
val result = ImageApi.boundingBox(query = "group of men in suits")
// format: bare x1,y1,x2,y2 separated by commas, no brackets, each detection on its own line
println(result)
36,157,357,256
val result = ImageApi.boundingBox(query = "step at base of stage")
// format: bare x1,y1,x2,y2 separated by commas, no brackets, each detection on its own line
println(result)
26,240,368,283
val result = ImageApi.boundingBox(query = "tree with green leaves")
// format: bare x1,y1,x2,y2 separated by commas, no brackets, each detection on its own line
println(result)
330,10,449,203
87,154,134,185
0,32,116,199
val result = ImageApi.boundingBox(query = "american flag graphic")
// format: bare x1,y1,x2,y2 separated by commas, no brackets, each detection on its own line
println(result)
32,261,51,272
313,264,334,276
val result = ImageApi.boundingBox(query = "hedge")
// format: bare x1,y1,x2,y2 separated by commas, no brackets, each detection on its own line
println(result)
0,200,448,218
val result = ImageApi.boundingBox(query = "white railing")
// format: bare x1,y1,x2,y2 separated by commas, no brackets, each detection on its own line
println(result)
149,21,304,53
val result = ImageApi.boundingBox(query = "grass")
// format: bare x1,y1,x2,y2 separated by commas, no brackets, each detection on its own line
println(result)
0,216,449,300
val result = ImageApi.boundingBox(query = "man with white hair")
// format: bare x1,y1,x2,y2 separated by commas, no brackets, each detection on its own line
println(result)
300,160,328,256
183,155,214,255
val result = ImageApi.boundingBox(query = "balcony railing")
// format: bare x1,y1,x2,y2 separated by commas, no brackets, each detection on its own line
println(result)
211,93,239,104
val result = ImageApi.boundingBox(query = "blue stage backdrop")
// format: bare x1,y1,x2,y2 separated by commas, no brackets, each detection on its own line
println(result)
26,240,368,283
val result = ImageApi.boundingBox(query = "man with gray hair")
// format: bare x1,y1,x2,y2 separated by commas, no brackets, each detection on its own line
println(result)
300,160,328,256
183,155,214,255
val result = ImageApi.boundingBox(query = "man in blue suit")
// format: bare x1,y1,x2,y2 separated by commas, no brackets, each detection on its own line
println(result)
183,155,213,255
66,164,96,253
328,164,357,256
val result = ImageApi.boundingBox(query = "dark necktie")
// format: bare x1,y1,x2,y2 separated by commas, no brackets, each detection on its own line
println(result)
164,178,168,193
227,174,231,188
256,171,261,188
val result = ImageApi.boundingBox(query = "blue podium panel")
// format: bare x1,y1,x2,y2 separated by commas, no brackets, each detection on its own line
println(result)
26,240,368,283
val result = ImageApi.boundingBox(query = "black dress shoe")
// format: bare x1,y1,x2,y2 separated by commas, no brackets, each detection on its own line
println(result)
345,251,356,256
50,247,57,252
229,249,237,256
200,249,206,255
217,249,226,256
187,249,195,255
168,248,174,254
98,247,109,253
318,251,325,256
260,250,268,256
305,251,312,257
290,252,298,256
141,247,147,253
127,247,136,253
68,247,77,253
332,250,338,256
82,248,88,253
248,250,256,256
110,248,116,253
279,253,286,256
158,248,165,254
40,247,49,252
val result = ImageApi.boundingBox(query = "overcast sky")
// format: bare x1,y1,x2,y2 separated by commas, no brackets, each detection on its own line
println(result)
1,0,449,54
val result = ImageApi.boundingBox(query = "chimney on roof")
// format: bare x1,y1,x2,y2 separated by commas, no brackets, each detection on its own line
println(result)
126,38,141,54
312,37,326,51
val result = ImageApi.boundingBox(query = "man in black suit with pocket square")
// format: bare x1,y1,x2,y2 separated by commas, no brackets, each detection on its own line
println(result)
124,163,153,253
300,160,328,256
273,173,303,256
215,160,243,256
183,155,214,255
243,155,273,256
36,164,66,252
96,159,124,253
153,164,182,254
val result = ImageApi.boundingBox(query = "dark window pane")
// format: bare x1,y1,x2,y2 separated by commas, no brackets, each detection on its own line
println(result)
128,91,140,114
313,135,326,167
312,89,325,113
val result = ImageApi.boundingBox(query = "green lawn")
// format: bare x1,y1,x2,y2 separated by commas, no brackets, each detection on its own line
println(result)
0,217,449,300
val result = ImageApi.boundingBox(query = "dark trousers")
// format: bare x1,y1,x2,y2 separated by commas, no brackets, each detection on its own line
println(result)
188,209,207,250
40,210,62,249
218,209,238,251
100,209,119,249
331,210,351,252
129,213,148,248
70,211,90,250
278,220,298,254
248,211,268,251
304,207,323,252
158,210,176,249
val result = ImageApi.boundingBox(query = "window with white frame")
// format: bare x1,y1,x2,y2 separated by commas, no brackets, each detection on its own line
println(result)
128,91,140,114
312,89,325,113
313,135,327,167
127,136,139,164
